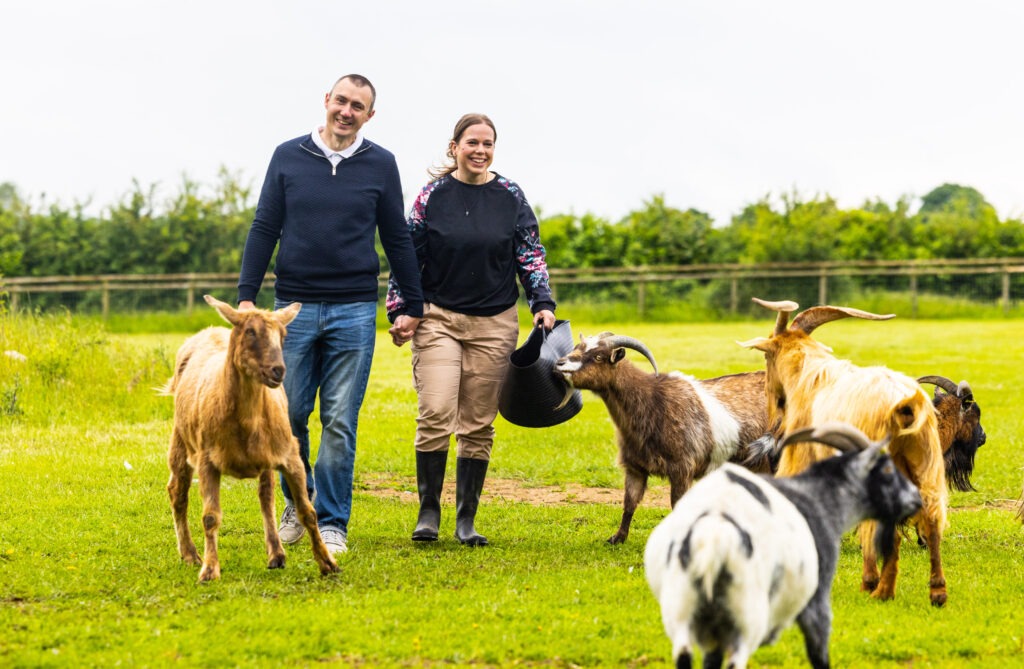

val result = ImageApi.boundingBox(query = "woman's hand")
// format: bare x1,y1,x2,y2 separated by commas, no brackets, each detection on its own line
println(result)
389,314,422,347
533,309,556,331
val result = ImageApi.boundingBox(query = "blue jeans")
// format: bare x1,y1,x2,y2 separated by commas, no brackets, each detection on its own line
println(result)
275,300,376,534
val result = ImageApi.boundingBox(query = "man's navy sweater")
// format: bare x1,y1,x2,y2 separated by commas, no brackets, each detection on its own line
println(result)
238,134,423,316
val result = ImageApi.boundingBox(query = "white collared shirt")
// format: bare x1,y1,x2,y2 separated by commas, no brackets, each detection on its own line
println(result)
311,126,364,168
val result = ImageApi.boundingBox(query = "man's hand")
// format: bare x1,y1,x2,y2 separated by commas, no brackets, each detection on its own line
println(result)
389,314,422,347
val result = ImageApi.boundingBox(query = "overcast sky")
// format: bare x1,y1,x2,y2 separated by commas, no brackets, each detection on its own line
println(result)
5,1,1023,226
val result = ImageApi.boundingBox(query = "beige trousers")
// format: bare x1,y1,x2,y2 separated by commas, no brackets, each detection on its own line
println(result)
410,303,520,460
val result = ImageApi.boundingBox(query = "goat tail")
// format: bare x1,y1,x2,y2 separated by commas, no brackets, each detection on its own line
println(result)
738,433,778,473
687,514,751,602
154,378,175,397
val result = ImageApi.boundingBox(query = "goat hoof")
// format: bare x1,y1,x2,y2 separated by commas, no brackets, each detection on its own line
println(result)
930,590,948,607
198,565,221,582
267,555,285,569
607,534,626,545
861,578,879,593
181,551,201,566
869,587,895,602
320,559,340,575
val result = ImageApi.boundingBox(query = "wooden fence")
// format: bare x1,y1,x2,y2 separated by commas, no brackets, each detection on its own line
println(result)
3,257,1024,319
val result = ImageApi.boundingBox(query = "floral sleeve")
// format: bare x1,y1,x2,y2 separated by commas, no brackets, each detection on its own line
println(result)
505,179,556,313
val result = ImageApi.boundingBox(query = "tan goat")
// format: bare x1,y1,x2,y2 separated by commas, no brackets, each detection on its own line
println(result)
739,298,949,607
164,295,338,582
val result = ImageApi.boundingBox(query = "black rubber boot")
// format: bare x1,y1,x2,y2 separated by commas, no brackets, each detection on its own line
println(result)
455,457,489,546
412,450,447,542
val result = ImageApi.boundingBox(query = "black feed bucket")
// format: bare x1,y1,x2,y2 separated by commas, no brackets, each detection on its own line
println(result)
498,319,583,428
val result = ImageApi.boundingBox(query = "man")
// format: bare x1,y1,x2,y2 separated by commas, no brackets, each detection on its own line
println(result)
237,74,424,555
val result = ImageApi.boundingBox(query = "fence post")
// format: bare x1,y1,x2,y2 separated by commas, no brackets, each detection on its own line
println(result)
101,281,110,320
730,276,738,314
1002,270,1011,315
186,274,195,315
818,271,828,305
637,282,646,319
910,274,918,318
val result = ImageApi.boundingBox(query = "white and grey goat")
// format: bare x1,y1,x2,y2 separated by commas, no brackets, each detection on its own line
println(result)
644,422,922,669
554,332,770,544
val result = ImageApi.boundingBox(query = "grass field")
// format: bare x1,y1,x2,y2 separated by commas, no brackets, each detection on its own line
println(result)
1,309,1023,667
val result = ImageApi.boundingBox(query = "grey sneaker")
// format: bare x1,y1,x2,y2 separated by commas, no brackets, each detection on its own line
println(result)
320,528,348,555
278,504,305,545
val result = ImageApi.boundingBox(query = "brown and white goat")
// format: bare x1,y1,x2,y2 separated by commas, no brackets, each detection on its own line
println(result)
554,332,769,544
163,295,338,582
740,298,949,607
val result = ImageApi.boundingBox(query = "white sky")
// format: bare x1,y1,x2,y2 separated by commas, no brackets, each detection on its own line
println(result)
5,1,1024,226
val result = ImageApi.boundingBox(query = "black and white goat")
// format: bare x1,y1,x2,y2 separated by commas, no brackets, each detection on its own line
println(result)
553,332,770,544
644,422,922,669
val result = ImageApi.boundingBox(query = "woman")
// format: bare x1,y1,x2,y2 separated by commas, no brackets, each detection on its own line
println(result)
386,113,556,546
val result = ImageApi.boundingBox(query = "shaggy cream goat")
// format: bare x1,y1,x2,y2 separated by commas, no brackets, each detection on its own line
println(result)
739,298,948,607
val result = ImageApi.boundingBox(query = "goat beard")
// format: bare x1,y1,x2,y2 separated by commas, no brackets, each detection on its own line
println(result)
874,519,900,561
874,516,917,560
944,444,977,492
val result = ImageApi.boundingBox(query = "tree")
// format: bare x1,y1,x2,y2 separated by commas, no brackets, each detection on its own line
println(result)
913,183,1001,259
618,196,716,266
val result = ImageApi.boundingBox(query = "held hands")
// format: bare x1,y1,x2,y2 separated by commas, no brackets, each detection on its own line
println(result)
533,309,556,331
389,314,422,347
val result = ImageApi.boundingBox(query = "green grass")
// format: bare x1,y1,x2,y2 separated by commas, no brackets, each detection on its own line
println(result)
1,310,1023,667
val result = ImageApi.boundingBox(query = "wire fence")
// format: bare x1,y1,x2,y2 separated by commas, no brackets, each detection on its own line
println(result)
4,258,1024,319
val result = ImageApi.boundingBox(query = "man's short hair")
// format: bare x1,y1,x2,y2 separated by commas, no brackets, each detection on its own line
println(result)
333,74,377,110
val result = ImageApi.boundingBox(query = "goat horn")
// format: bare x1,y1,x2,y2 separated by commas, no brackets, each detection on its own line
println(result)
752,297,799,335
780,421,888,453
790,305,895,335
917,375,959,396
600,334,659,374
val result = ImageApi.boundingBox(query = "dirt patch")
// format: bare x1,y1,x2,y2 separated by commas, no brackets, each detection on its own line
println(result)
359,474,1022,515
358,474,672,508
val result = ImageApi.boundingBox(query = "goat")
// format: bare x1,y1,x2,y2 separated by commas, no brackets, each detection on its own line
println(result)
739,298,948,606
644,422,922,669
917,376,985,492
553,332,770,544
163,295,338,582
741,375,985,494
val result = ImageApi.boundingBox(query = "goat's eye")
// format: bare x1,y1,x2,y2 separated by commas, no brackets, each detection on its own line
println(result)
594,355,604,362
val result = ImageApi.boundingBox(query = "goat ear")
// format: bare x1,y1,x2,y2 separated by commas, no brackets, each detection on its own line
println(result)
204,294,244,326
609,348,627,364
737,337,771,352
275,302,302,326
